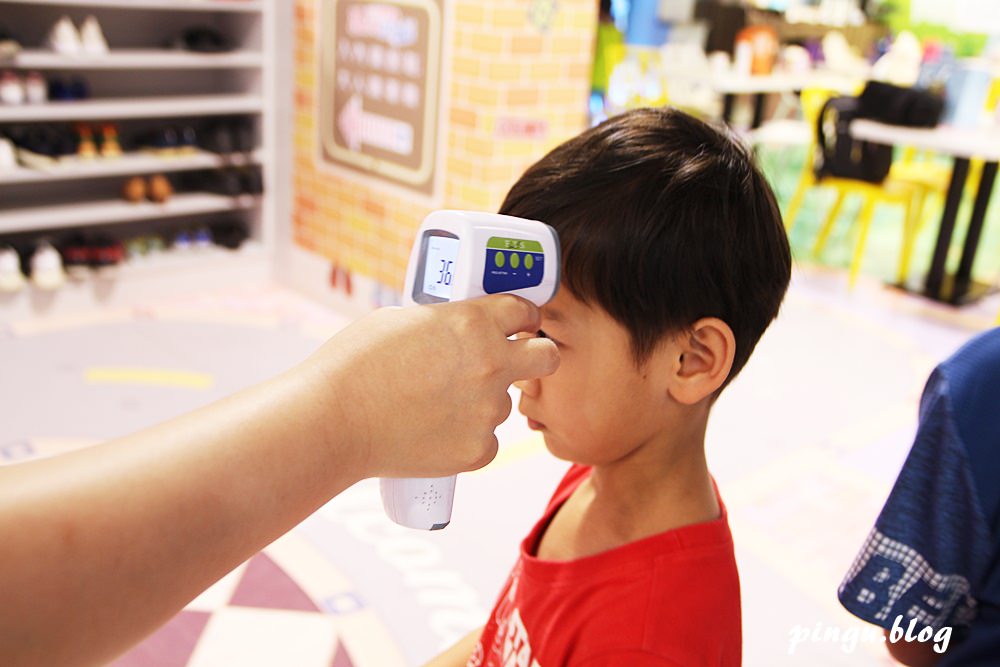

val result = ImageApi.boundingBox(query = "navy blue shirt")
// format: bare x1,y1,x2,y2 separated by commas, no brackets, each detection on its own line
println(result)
839,328,1000,665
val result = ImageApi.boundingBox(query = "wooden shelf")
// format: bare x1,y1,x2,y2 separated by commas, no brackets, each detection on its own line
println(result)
1,192,260,234
0,150,264,185
0,95,264,122
10,50,265,70
0,0,264,12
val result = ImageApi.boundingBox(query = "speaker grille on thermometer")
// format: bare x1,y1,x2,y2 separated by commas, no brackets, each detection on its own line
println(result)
414,483,443,511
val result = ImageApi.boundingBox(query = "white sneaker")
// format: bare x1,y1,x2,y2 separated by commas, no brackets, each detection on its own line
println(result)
79,16,109,56
31,241,67,290
0,70,24,104
0,246,26,293
24,71,47,104
0,136,17,170
47,16,82,56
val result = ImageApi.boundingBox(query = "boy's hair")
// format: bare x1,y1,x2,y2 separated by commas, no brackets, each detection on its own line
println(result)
499,107,791,389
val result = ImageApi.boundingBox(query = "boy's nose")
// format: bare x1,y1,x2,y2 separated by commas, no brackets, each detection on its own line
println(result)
514,377,540,398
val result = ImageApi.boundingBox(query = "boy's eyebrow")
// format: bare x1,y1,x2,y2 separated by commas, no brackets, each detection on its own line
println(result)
543,307,565,323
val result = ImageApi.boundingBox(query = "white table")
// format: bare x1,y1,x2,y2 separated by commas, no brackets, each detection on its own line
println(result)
711,71,863,96
850,119,1000,304
710,70,864,128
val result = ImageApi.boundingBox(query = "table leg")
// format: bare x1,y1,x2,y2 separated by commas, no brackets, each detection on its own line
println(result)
751,93,767,130
723,94,735,125
950,161,999,304
924,158,970,299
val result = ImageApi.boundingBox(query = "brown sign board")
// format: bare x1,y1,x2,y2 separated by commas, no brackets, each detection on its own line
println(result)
319,0,443,196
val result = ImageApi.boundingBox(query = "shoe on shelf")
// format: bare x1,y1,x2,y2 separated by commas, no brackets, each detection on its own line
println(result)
147,174,173,203
76,124,98,159
0,136,18,171
170,27,231,53
231,119,255,155
48,76,90,102
141,126,180,155
12,125,79,167
205,167,243,197
47,16,82,56
0,25,22,61
68,77,90,100
30,241,67,291
0,70,24,105
239,166,263,195
177,125,198,154
90,235,125,268
145,234,167,254
193,226,214,251
79,16,109,56
173,230,193,252
60,234,91,280
202,123,235,155
0,246,26,293
100,124,122,158
24,72,47,104
122,175,146,203
47,77,69,101
210,220,249,250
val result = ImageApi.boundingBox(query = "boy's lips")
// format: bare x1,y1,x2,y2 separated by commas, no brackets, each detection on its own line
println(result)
526,417,544,431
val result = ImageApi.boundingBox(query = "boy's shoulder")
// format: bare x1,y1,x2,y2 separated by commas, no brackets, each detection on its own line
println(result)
534,464,735,560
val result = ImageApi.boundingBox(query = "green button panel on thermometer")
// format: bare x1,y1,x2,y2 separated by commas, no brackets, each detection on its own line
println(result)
484,236,545,294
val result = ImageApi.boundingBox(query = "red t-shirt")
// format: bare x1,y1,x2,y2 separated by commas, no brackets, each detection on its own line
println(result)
468,465,741,667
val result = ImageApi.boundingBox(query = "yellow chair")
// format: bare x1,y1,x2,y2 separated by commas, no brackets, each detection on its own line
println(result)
784,88,935,289
890,77,1000,237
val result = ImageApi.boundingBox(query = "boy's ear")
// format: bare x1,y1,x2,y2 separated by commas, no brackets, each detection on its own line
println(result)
666,318,736,405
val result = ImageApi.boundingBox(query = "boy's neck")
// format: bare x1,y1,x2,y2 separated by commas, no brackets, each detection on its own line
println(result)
583,412,719,544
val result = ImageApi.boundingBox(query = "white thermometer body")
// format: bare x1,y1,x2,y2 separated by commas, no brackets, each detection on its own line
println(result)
380,210,560,530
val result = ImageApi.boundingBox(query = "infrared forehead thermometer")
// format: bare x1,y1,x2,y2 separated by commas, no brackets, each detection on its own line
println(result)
380,210,560,530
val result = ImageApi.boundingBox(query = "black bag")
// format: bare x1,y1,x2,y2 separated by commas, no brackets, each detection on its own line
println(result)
814,96,894,184
857,80,945,128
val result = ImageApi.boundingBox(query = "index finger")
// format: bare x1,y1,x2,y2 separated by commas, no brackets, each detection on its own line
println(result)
478,294,542,337
505,336,560,383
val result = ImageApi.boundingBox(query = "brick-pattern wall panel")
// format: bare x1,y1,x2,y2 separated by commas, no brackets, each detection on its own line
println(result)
293,0,596,290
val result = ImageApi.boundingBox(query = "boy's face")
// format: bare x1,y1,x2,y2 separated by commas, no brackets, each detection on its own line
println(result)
516,288,674,465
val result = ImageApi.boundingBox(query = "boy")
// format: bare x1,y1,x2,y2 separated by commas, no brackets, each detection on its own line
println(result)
429,107,791,666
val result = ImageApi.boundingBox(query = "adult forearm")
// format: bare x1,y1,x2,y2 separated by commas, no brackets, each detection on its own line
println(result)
0,360,354,667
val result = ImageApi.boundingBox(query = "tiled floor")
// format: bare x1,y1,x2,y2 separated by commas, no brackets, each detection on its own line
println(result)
1,269,997,666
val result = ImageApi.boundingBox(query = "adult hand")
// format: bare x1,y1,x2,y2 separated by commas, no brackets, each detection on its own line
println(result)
309,293,560,480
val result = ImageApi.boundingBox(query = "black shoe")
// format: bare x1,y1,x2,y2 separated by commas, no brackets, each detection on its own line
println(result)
11,125,78,165
238,166,263,195
203,168,243,197
169,27,231,53
209,220,248,250
231,119,255,154
201,122,235,155
140,126,180,154
201,119,254,156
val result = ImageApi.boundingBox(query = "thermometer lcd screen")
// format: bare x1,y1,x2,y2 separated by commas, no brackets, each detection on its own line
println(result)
422,235,460,300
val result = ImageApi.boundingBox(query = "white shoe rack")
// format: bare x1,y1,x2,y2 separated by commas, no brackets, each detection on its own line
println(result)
0,0,286,320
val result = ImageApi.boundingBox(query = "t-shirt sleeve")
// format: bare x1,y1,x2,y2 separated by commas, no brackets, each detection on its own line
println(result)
838,368,994,632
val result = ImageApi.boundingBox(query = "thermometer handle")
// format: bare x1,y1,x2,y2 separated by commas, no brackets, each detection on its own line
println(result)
379,475,457,530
